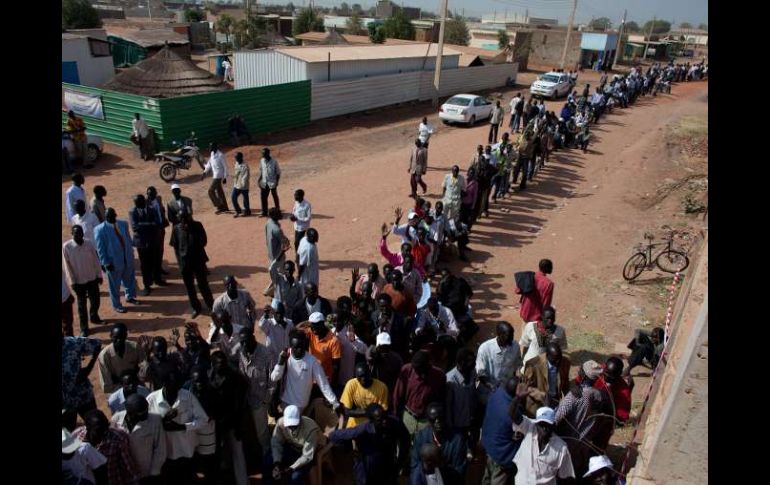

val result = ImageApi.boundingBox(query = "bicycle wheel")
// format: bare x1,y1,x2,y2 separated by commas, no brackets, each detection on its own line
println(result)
623,252,647,281
656,250,689,273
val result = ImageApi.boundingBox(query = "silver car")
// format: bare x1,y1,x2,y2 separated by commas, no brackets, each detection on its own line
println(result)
62,131,104,164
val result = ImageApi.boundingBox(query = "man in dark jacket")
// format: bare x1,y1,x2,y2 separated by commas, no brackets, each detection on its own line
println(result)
290,282,333,322
170,209,213,318
129,194,163,296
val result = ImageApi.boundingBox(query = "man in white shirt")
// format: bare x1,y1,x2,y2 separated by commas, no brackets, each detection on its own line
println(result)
222,57,233,81
416,296,459,339
270,331,341,413
131,113,152,160
511,401,575,485
418,117,434,148
110,393,167,481
212,275,256,329
519,306,568,372
146,368,209,483
259,302,295,368
509,92,522,130
476,322,521,393
65,172,87,223
63,225,103,336
71,199,100,242
258,147,281,217
297,228,320,289
107,369,151,414
62,268,75,336
290,189,312,253
202,142,229,213
207,310,243,364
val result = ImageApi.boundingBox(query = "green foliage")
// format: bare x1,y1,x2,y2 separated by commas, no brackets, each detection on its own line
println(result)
352,3,363,15
678,22,693,29
382,10,415,40
216,13,235,44
339,2,350,14
184,9,204,23
368,23,386,44
624,21,640,32
589,17,611,30
697,23,707,31
62,0,102,29
346,13,365,35
293,7,324,36
497,30,510,50
642,19,671,34
683,192,706,214
444,19,469,46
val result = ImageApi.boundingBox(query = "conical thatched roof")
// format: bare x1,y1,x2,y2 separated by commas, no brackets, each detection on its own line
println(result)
103,45,231,98
318,28,350,45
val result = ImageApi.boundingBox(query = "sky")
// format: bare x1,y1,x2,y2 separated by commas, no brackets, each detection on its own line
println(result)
281,0,709,27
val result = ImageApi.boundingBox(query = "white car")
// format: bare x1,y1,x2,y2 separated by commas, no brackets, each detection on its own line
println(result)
530,72,573,100
439,94,494,125
62,131,104,164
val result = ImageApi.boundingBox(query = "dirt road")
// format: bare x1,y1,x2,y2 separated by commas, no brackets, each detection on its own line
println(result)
62,72,708,479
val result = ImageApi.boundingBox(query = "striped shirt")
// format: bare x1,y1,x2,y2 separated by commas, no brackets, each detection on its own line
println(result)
63,239,102,285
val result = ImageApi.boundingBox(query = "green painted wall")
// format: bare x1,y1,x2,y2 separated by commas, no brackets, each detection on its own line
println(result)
156,81,311,150
62,83,162,148
108,36,148,67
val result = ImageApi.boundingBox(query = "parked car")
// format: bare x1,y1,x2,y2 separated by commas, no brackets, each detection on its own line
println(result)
62,131,104,165
439,94,495,125
530,72,573,100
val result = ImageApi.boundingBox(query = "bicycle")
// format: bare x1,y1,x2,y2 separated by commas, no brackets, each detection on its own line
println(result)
622,229,690,281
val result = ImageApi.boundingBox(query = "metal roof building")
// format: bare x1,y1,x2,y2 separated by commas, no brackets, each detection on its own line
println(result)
234,44,461,89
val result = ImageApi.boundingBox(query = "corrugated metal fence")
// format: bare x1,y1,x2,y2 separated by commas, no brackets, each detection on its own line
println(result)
311,63,518,120
61,83,161,147
157,81,311,150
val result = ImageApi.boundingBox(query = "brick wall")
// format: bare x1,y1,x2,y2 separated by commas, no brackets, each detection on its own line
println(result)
527,30,582,69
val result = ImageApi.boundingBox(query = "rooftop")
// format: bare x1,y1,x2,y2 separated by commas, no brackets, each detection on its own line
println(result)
106,27,189,47
293,31,420,46
275,43,461,63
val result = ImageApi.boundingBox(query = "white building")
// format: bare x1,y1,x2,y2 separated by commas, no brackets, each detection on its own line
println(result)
62,32,115,87
235,44,461,88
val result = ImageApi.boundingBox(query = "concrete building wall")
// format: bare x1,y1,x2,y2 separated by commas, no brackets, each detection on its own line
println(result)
627,236,709,485
62,37,115,87
527,29,582,68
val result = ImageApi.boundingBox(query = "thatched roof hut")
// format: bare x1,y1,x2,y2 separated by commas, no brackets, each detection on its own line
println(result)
103,45,230,98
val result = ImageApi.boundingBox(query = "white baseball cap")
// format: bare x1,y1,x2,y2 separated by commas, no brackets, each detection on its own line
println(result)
376,332,392,347
534,407,556,425
583,455,614,478
308,312,325,324
407,211,418,220
283,405,301,427
170,183,181,190
62,428,82,454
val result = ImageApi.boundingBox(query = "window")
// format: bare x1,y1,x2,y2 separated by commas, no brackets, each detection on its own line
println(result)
473,97,482,106
88,39,112,58
542,35,548,45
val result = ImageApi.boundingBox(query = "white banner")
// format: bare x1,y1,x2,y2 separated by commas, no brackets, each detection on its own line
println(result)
64,90,105,120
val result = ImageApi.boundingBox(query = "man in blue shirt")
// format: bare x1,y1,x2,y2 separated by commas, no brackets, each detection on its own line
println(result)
481,377,521,485
411,402,467,485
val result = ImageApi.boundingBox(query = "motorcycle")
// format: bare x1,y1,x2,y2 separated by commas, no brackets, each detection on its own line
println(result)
155,132,204,182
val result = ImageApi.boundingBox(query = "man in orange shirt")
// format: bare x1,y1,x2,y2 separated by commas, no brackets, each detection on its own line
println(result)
297,312,342,385
382,270,417,318
66,110,89,165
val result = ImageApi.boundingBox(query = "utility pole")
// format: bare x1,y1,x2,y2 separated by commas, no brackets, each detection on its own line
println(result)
612,9,627,69
643,16,656,59
432,0,449,107
559,0,578,69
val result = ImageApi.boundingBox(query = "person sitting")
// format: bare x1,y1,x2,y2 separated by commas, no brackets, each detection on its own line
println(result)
624,327,665,376
268,405,326,485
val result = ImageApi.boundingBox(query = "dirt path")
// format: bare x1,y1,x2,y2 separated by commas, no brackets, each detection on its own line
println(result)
62,75,707,478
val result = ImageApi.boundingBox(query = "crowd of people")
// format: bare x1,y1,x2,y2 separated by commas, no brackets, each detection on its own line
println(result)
61,62,699,485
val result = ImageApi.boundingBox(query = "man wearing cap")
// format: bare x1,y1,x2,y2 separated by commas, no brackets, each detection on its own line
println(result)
212,275,257,329
269,405,326,485
583,455,617,484
519,306,568,371
392,350,447,439
258,147,281,216
166,184,193,226
110,393,167,483
97,323,144,394
202,142,229,214
297,312,342,382
270,331,340,413
73,409,140,485
390,206,419,244
62,427,108,484
523,342,571,417
555,360,612,478
94,207,139,313
63,224,103,336
367,332,403,390
510,394,575,484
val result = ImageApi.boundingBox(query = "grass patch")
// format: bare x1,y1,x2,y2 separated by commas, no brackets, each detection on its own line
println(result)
570,330,607,353
669,115,708,138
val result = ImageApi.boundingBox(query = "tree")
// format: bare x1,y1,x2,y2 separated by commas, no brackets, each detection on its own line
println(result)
286,2,295,12
62,0,102,29
697,23,707,31
216,13,235,44
497,30,510,50
382,10,415,40
204,1,219,15
184,9,204,22
368,23,385,44
624,21,640,32
346,13,365,35
339,2,350,15
352,3,363,15
589,17,611,31
678,22,692,29
642,19,671,34
444,19,469,46
293,7,324,36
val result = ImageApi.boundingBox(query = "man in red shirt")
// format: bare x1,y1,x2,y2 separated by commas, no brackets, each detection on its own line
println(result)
515,259,554,323
392,350,447,439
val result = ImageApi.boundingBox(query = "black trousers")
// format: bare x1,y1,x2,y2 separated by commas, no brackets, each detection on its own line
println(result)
260,186,280,215
488,122,500,143
137,245,161,288
512,158,531,190
181,264,214,312
162,457,195,485
72,279,100,334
